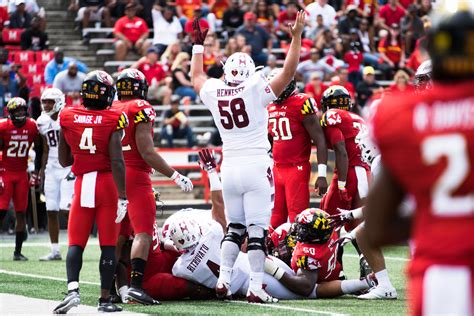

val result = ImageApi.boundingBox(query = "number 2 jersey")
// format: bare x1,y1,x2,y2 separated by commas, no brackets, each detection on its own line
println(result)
199,72,276,157
112,99,156,173
267,93,318,164
59,107,128,176
371,81,474,274
0,118,38,172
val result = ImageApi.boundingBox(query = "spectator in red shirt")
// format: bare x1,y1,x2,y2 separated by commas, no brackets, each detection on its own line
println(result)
378,23,405,79
303,71,327,108
344,40,363,88
0,6,8,33
131,46,171,104
114,2,150,61
276,0,298,41
184,8,209,35
378,0,406,31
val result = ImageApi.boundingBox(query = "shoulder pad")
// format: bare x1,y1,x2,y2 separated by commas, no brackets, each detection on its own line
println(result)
321,110,342,127
134,107,156,124
300,97,317,115
117,112,129,130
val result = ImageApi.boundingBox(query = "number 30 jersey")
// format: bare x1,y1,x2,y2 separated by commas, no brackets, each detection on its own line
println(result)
200,72,276,157
59,107,128,175
37,113,62,169
267,94,318,165
0,118,38,172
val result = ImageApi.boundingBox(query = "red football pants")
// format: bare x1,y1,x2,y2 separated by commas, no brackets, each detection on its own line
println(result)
126,168,156,236
271,162,310,228
68,172,119,248
321,166,370,216
0,171,28,211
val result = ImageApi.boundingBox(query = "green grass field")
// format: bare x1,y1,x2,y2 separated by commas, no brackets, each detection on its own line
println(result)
0,233,409,315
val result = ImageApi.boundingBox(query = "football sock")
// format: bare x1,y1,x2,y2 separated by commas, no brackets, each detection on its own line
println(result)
341,279,369,294
218,266,233,285
67,281,79,293
130,258,146,288
15,231,25,254
66,245,84,285
351,238,362,255
249,272,264,292
99,246,116,291
0,210,7,224
219,228,244,284
52,243,60,254
375,269,393,288
247,225,265,291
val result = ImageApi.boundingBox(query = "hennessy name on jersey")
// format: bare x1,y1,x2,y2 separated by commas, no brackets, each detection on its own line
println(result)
414,98,474,132
216,87,245,97
73,115,103,124
186,243,210,273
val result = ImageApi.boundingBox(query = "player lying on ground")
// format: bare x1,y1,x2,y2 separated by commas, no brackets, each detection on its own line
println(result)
264,208,376,298
37,88,75,261
191,11,306,303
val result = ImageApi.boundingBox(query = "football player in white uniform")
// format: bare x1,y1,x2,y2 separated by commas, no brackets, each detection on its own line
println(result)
37,88,74,261
190,12,306,303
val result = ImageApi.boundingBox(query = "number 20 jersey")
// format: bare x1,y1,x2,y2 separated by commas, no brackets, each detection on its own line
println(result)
371,81,474,273
199,72,276,157
59,107,128,176
267,94,318,164
0,118,38,172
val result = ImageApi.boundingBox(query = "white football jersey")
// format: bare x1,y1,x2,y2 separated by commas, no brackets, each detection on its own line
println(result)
199,72,276,157
36,113,62,169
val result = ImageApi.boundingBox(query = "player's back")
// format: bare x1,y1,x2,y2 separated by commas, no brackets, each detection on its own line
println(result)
199,72,276,157
59,106,127,175
321,109,368,168
372,81,474,272
267,93,316,164
0,118,38,172
37,113,61,169
112,99,156,172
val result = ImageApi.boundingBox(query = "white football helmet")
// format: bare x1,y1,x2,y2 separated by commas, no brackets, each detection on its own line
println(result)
41,87,65,116
223,52,256,85
414,59,433,93
355,129,379,165
168,217,202,252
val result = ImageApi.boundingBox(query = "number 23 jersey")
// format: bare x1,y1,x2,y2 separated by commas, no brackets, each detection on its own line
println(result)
0,118,38,172
59,107,128,175
200,72,276,156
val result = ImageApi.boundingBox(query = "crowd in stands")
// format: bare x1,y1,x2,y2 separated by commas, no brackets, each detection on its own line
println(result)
0,0,433,147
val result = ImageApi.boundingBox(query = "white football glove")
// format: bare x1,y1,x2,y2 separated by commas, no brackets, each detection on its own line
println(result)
115,198,129,223
171,171,193,192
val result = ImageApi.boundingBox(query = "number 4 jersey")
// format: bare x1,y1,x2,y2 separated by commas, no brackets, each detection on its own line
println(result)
59,107,128,175
0,118,38,172
199,72,276,157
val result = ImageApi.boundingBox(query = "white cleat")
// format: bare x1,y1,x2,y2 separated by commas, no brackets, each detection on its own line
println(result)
53,291,80,314
40,252,62,261
358,285,398,300
215,281,232,300
247,288,279,303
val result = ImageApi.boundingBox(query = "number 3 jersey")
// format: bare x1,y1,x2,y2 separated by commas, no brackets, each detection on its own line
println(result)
267,94,318,164
290,230,343,283
0,118,38,172
37,113,63,169
199,72,276,157
59,107,128,175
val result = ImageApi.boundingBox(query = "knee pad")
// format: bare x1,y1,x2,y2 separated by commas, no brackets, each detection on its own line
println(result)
247,225,267,252
222,223,246,247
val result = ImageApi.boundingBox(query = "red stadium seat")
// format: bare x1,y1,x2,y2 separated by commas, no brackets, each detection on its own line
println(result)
4,45,22,51
35,50,54,64
66,95,82,107
2,28,23,44
29,84,51,99
7,51,15,62
14,50,35,64
26,73,45,86
23,63,45,74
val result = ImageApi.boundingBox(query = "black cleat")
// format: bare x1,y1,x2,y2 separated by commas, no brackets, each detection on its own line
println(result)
97,297,123,312
359,256,373,279
53,291,80,314
13,252,28,261
126,287,161,305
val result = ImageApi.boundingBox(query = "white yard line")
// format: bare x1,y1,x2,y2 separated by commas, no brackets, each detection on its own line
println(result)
0,241,100,248
232,300,348,315
0,269,100,286
344,254,409,262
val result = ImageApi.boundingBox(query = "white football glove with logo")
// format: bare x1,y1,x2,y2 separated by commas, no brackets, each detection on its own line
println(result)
171,171,193,192
115,198,129,223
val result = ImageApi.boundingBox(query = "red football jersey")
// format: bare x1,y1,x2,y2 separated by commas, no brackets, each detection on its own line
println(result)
112,99,156,173
290,230,342,282
371,81,474,274
321,109,369,169
0,118,38,172
59,107,128,175
267,94,318,164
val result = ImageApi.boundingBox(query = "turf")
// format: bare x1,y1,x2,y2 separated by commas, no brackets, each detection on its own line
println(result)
0,233,408,315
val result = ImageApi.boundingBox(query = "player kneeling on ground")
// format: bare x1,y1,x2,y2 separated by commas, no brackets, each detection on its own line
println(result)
264,208,376,298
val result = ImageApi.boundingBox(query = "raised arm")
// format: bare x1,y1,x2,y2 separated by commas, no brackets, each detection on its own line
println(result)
270,11,305,97
190,18,209,95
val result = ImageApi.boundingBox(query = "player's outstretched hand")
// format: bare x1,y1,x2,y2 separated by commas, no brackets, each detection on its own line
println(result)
192,18,208,45
172,171,194,192
198,148,217,173
289,10,305,38
315,176,328,196
115,198,128,223
338,187,352,205
329,208,354,228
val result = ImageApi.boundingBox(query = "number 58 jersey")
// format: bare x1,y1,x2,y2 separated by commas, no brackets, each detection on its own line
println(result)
59,107,128,176
200,72,276,157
